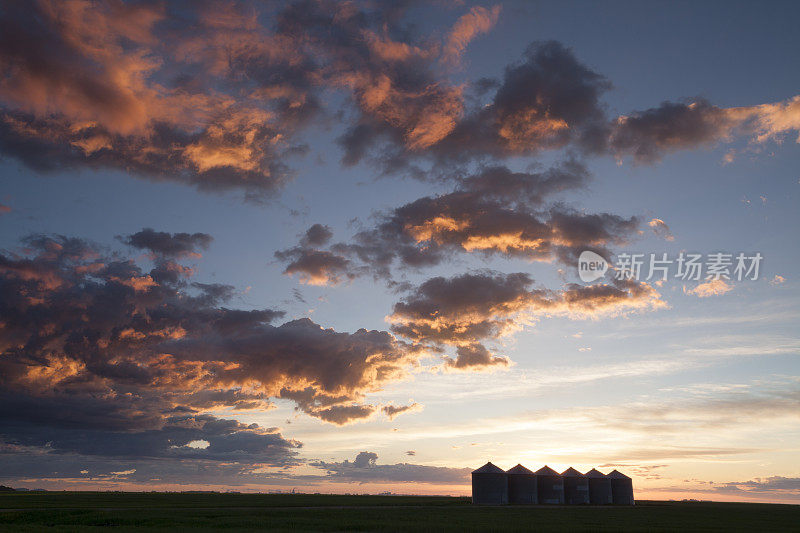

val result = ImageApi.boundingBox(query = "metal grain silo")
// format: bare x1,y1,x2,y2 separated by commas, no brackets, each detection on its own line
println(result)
471,462,508,505
506,464,537,504
608,469,634,505
585,468,612,505
561,467,589,504
534,465,564,504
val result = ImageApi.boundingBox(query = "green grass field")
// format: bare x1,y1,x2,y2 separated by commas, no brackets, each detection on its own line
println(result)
0,492,797,532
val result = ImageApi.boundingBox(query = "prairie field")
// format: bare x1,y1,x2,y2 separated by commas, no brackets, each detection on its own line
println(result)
0,492,798,532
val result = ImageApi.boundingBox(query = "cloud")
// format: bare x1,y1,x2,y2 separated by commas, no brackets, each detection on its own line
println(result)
274,224,355,287
648,218,674,241
712,477,800,496
606,96,800,163
441,5,502,65
0,1,318,197
388,271,665,355
389,272,538,346
2,0,795,200
592,382,800,435
314,404,377,425
412,379,800,463
382,402,422,420
607,99,735,163
275,246,358,286
332,25,800,173
0,406,301,465
770,275,786,285
301,224,334,247
2,0,797,197
121,228,213,258
349,40,611,172
0,203,10,215
324,161,639,278
0,438,396,488
444,343,510,370
424,40,610,164
0,230,434,460
312,452,471,484
465,40,609,154
688,279,733,298
0,1,502,196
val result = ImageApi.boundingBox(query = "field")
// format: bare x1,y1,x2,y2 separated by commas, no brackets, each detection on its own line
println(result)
0,492,798,532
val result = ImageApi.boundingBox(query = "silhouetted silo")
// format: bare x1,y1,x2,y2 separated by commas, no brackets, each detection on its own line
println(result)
561,467,589,504
585,468,612,505
608,469,634,505
471,462,508,505
534,465,564,504
506,464,537,504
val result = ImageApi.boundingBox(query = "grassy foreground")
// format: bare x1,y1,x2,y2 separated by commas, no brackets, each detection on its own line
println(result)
0,492,798,532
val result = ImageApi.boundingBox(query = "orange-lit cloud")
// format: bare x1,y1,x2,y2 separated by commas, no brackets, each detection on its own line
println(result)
0,1,499,194
286,161,637,280
0,232,429,441
442,5,502,65
688,279,733,298
388,271,665,368
648,218,675,241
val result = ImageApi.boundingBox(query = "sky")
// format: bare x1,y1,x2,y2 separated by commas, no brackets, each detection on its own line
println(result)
0,0,798,503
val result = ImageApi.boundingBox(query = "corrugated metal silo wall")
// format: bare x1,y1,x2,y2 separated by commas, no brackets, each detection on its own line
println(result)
536,474,564,504
610,478,634,505
507,474,537,504
472,473,508,505
563,476,589,504
588,477,612,505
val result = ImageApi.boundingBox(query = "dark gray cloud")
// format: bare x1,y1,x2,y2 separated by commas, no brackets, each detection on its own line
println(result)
599,96,800,163
456,160,589,205
0,1,496,196
714,477,800,495
0,406,299,464
121,228,213,258
0,229,429,465
0,1,320,196
1,0,796,198
605,99,733,163
0,447,474,489
275,160,636,283
275,246,359,286
381,403,421,420
340,40,611,171
301,224,334,247
388,271,664,366
0,447,300,486
438,40,610,160
344,192,637,278
445,343,509,370
312,452,471,484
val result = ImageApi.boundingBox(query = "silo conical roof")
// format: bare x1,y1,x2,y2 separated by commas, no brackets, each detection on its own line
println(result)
507,464,534,475
607,469,631,479
561,467,585,477
534,465,560,476
472,462,505,474
585,468,607,478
